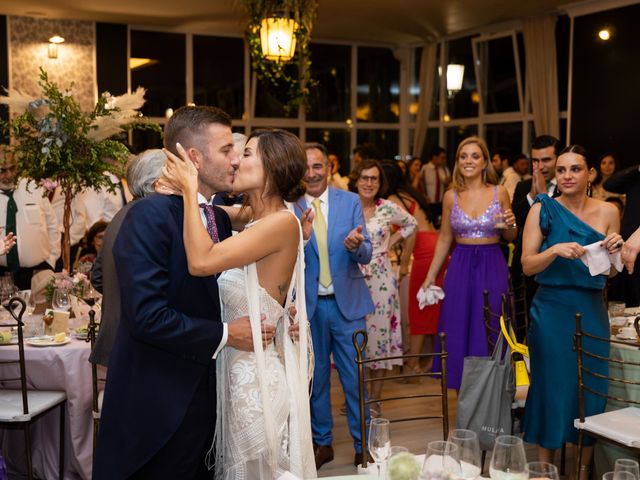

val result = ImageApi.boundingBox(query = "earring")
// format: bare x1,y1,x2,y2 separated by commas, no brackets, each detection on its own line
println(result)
587,180,592,197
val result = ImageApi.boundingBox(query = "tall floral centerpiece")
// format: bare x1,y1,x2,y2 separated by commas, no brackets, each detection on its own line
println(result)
0,68,159,271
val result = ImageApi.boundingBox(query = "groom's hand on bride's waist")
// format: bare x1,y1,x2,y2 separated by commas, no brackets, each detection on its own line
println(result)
226,314,275,351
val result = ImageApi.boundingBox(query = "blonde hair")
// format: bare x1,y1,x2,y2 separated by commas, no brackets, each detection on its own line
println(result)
450,136,498,191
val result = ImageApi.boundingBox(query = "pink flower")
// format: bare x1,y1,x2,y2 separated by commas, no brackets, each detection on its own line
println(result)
39,178,58,192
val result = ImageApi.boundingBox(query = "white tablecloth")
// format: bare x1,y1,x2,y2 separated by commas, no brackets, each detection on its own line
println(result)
0,337,93,479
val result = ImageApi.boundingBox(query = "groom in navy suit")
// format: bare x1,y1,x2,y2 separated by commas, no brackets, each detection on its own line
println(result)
94,107,264,479
298,142,375,469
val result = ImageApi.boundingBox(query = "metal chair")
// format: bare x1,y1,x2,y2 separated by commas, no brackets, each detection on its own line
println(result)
86,308,104,460
0,297,67,479
574,312,640,479
353,330,449,468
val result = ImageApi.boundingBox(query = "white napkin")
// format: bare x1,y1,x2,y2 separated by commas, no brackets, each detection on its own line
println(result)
580,240,624,276
417,285,445,309
277,472,300,480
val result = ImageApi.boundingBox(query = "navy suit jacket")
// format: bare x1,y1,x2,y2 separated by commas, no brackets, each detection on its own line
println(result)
297,187,375,321
94,194,231,479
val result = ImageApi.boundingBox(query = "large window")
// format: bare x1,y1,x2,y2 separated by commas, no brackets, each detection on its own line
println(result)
357,47,400,123
307,43,350,122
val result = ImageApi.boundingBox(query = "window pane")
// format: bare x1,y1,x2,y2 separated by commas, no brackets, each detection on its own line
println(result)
193,35,244,119
485,122,523,158
446,125,478,160
306,128,350,176
131,31,186,117
476,36,520,113
255,63,299,119
446,37,479,119
357,47,400,123
357,129,399,160
307,43,350,122
131,128,164,154
412,46,441,122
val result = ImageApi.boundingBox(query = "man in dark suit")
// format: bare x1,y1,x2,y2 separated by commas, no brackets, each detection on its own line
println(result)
604,164,640,306
297,142,375,469
90,149,167,367
94,107,261,479
511,135,562,315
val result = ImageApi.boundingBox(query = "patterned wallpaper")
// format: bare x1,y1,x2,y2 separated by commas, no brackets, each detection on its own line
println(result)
8,16,96,111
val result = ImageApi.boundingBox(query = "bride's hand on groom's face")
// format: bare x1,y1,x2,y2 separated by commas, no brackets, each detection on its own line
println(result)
161,143,199,195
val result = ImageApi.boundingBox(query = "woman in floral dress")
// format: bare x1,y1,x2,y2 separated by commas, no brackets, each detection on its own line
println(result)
350,159,417,415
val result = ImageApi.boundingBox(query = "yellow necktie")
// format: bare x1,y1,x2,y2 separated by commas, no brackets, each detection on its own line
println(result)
312,198,332,288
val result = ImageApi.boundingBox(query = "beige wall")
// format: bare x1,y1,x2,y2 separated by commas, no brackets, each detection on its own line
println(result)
8,16,96,111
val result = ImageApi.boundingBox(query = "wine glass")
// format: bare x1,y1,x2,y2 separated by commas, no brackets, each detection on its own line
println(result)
489,435,527,480
448,429,481,480
615,459,640,480
525,462,559,480
493,212,507,230
83,282,99,308
369,418,391,478
52,288,71,312
603,472,637,480
421,440,461,480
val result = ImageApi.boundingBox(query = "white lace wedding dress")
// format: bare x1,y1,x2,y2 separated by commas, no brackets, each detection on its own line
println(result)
211,216,316,479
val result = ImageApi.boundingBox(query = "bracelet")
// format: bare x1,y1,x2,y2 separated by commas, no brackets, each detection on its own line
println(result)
505,223,517,230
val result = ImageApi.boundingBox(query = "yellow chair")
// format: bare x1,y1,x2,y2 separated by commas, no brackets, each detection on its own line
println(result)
0,297,67,479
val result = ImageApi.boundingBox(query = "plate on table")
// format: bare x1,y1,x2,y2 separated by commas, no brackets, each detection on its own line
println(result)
26,336,71,347
615,334,639,343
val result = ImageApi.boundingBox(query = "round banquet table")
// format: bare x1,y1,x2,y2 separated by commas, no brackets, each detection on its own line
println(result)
0,336,93,479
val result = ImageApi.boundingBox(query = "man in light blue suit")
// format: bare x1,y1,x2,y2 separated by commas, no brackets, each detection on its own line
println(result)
298,142,375,469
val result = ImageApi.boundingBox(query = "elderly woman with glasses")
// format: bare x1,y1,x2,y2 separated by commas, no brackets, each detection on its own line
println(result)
348,159,417,416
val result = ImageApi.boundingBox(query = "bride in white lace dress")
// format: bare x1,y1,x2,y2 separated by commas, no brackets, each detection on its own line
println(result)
162,129,316,479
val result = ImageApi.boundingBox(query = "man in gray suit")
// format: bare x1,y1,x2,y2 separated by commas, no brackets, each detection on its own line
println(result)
90,149,166,366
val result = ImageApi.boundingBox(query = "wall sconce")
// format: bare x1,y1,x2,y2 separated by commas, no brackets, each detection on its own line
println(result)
48,35,65,59
260,13,298,62
446,64,465,93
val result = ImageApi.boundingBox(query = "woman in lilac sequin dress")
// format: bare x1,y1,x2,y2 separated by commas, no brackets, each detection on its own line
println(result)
421,137,517,390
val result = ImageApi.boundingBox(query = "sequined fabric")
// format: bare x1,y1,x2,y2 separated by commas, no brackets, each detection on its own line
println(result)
450,187,502,238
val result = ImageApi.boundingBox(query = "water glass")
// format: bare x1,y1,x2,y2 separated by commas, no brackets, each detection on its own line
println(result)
489,435,527,480
421,440,461,480
615,459,640,480
525,461,559,480
603,472,637,480
608,301,626,317
448,429,481,480
369,418,391,478
493,213,507,230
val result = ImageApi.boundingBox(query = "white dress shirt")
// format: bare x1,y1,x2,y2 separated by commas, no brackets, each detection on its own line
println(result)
82,173,129,228
501,167,532,201
526,179,558,206
305,188,334,296
51,187,89,246
0,179,61,268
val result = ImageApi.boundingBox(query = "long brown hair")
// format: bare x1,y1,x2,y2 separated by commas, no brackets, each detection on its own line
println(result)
450,136,498,191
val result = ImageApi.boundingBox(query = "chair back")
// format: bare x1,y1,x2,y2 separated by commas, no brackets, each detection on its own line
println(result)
0,297,28,414
575,312,640,423
353,330,449,466
483,291,509,352
86,309,100,417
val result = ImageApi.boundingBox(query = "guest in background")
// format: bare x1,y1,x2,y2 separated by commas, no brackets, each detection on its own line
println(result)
407,157,423,189
416,146,451,227
328,152,349,190
83,171,132,228
491,148,510,180
90,149,167,367
521,145,622,477
75,221,108,267
352,142,383,168
396,159,407,176
0,146,60,290
421,136,516,390
382,161,445,375
603,162,640,306
500,153,531,200
591,153,623,202
351,159,417,416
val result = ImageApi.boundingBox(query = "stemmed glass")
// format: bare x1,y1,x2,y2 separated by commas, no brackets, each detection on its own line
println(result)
421,440,461,480
603,472,637,480
525,462,559,480
489,435,527,480
52,288,71,312
448,429,481,480
369,418,391,478
615,459,640,480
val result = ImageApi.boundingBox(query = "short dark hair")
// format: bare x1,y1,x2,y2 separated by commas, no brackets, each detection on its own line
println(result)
353,142,383,161
348,158,389,199
249,129,307,202
510,153,528,166
163,106,232,155
492,148,510,161
430,146,446,158
531,135,562,155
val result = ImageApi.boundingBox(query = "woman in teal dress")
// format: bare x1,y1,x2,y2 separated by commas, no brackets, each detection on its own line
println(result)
521,145,623,478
